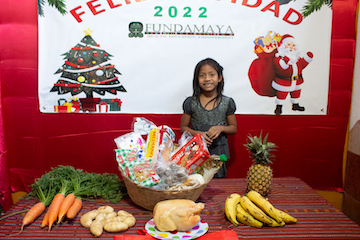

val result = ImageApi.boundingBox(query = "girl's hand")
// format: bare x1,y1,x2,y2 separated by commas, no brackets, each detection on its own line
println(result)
201,132,213,146
206,126,224,141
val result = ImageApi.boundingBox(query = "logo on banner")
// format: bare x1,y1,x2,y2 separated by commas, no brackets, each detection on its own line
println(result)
128,22,234,39
129,22,144,38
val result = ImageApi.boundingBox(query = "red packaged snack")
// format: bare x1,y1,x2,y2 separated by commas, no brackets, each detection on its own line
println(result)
170,133,210,174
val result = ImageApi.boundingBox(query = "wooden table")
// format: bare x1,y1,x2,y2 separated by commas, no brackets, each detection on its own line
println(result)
1,177,360,239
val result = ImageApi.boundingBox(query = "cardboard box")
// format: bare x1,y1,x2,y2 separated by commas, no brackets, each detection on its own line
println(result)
170,133,210,174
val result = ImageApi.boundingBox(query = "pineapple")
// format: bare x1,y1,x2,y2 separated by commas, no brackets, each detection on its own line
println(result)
244,131,277,196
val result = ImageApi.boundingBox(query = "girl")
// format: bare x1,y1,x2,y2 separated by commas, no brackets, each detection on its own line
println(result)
180,58,237,178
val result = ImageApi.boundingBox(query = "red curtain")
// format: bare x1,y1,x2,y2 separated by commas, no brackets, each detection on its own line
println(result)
0,0,358,211
0,72,12,211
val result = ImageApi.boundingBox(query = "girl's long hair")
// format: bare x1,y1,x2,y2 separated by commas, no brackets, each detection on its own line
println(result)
192,58,224,107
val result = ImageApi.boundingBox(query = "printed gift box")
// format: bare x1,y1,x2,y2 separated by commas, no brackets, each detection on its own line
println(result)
97,102,109,112
101,98,122,111
71,97,81,112
55,98,81,113
54,98,68,113
170,133,210,174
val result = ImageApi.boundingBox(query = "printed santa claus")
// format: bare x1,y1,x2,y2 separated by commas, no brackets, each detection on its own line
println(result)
272,34,313,115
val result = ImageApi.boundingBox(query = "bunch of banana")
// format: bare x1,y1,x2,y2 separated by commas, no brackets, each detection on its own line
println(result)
224,190,297,228
224,193,241,226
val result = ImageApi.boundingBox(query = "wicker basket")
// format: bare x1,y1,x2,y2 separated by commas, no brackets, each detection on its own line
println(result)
119,168,207,211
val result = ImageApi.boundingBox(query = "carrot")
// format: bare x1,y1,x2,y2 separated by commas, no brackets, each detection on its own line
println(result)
40,209,49,228
8,202,45,236
57,193,76,223
66,197,83,220
48,179,68,231
47,192,65,231
19,202,46,235
8,179,54,236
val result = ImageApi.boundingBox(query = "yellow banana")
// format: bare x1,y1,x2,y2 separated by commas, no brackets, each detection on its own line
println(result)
224,193,241,226
267,219,285,227
236,203,263,228
240,196,274,225
246,190,283,224
274,208,297,224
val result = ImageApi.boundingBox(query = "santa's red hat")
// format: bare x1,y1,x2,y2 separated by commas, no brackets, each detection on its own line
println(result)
279,34,295,47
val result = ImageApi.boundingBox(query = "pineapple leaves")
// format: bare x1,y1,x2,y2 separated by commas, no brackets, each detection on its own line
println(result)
244,131,277,165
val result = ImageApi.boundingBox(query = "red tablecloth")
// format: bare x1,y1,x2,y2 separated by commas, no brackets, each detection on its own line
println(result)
1,177,359,239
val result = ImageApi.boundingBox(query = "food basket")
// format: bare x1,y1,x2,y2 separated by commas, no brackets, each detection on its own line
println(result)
119,167,207,211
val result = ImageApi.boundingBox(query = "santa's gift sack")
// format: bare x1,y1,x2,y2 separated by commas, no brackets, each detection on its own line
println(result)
102,98,122,111
248,51,277,97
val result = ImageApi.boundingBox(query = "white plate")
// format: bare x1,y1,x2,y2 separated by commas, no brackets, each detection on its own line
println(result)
145,218,209,239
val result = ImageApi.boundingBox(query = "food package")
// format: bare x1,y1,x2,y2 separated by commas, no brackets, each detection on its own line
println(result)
157,125,175,163
116,148,146,177
155,162,189,187
196,154,227,183
170,133,210,174
114,132,145,151
168,173,205,191
145,127,160,163
128,162,162,187
145,125,175,165
132,117,157,135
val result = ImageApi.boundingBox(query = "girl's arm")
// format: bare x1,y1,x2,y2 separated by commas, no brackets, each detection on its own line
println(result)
180,113,198,136
225,114,237,135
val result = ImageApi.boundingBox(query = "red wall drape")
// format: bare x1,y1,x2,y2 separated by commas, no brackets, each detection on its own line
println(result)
0,0,357,211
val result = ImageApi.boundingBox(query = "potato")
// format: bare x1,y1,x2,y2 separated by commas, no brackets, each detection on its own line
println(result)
104,212,117,219
101,216,117,226
87,209,100,218
98,206,114,214
95,212,107,222
117,210,132,217
103,221,128,233
116,215,127,222
90,220,103,237
80,210,100,228
123,216,136,228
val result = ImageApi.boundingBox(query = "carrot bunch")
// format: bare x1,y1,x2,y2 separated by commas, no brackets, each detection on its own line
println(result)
9,176,53,236
7,165,126,234
40,179,82,231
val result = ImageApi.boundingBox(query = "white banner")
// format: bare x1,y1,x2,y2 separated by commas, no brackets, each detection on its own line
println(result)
38,0,332,115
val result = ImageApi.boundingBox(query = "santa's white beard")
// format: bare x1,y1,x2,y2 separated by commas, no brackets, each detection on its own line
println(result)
278,46,300,65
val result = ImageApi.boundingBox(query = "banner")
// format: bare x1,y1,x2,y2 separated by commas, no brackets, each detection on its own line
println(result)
38,0,332,115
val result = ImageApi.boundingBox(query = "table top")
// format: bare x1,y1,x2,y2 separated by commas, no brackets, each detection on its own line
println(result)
1,177,360,239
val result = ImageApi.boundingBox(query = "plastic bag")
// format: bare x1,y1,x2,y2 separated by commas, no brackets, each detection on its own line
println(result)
132,117,157,135
114,132,145,150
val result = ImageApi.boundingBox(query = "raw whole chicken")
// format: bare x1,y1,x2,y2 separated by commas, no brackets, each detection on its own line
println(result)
153,199,205,232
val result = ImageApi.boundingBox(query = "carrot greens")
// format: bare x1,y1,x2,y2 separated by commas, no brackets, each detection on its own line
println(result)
25,165,127,203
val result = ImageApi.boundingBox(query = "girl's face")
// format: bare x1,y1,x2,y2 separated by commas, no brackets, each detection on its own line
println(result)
198,64,222,94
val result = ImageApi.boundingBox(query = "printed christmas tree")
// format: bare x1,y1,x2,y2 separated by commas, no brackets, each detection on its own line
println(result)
50,31,126,98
